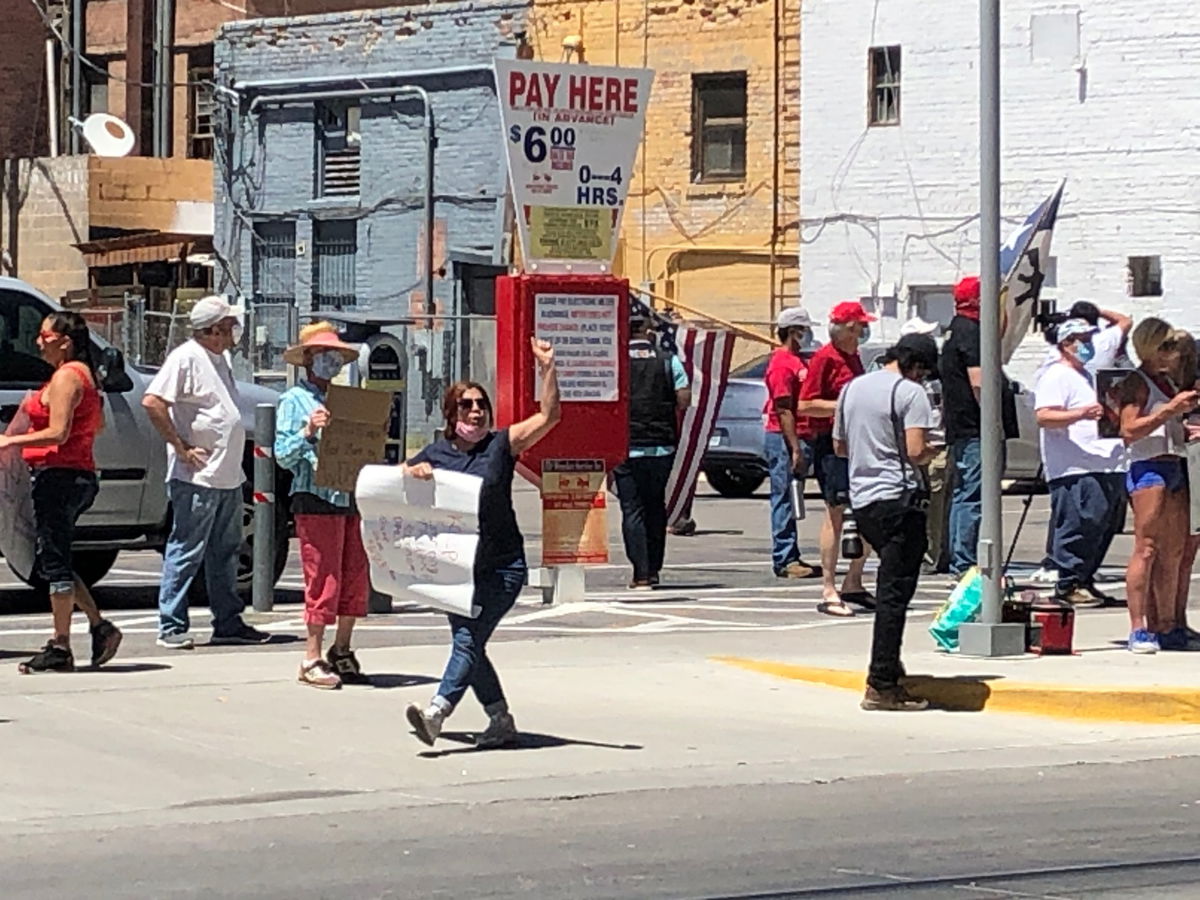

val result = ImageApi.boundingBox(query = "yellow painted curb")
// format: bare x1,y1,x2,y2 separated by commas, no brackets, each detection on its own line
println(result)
713,656,1200,725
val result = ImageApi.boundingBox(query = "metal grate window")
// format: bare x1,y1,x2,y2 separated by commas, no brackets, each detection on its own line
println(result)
316,103,361,198
313,220,357,310
252,221,296,304
869,46,901,126
691,73,747,183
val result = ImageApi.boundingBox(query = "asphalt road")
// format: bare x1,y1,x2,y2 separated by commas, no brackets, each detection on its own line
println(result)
5,757,1200,899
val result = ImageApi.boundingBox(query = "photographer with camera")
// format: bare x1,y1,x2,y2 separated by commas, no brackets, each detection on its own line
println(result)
833,334,940,711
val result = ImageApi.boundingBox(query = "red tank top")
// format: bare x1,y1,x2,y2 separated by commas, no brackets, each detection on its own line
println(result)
22,361,103,471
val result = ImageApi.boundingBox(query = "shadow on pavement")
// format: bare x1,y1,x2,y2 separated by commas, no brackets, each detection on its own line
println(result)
204,634,302,647
367,673,439,689
84,663,173,674
902,674,1007,712
419,730,644,758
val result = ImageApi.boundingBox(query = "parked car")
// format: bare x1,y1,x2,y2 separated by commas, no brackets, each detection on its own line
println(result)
0,277,292,594
700,343,1041,498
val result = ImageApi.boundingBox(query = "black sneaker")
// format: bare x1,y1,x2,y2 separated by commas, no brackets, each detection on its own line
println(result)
210,623,272,645
90,619,123,667
19,641,75,674
326,646,369,685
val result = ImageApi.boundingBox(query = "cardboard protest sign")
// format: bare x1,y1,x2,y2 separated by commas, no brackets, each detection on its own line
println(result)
314,384,393,493
356,464,482,618
0,398,36,582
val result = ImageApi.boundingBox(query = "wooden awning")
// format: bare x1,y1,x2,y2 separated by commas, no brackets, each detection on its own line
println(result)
74,232,214,268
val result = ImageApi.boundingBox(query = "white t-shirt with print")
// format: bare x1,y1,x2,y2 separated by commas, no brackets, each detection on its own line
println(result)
1034,361,1127,481
146,339,246,489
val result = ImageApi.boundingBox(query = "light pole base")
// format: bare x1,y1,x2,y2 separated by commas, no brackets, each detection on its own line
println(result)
958,622,1026,658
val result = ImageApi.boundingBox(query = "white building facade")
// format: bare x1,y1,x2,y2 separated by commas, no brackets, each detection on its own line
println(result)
800,0,1199,381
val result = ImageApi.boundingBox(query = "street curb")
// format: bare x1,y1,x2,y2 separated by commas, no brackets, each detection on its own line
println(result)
712,656,1200,725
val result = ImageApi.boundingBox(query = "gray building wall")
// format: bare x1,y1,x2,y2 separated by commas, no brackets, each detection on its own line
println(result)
212,0,525,449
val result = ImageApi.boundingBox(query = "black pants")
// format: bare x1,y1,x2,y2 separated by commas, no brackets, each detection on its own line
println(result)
613,454,675,581
855,497,926,691
31,467,99,592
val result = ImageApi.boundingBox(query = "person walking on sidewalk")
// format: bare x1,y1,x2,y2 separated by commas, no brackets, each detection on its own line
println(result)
1034,319,1129,611
404,338,560,749
613,312,691,589
276,323,369,689
0,312,122,672
142,296,271,649
833,333,940,711
763,306,820,580
941,276,1019,577
798,300,875,616
1117,318,1199,653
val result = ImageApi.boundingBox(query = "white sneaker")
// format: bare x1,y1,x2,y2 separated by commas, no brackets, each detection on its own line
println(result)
1029,567,1059,585
406,702,445,746
476,712,519,749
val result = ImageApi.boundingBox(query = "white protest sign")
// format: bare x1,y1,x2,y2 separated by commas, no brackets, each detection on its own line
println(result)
495,59,653,273
356,464,482,618
534,292,619,401
0,398,36,583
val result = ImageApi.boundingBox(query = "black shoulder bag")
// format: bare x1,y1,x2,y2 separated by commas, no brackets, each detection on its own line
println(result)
890,379,931,512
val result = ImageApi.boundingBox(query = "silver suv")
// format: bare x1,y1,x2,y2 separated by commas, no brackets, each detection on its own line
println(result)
0,277,291,595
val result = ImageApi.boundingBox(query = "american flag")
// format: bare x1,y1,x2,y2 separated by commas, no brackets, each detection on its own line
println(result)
631,296,736,524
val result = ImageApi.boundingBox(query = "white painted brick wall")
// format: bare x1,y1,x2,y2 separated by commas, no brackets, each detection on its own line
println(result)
800,0,1200,382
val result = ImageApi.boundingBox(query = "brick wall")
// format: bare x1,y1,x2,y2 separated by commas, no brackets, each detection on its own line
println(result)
1,0,49,158
11,157,91,301
801,0,1200,382
89,157,213,230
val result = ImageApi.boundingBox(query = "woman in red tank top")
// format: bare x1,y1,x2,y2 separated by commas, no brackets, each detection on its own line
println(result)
0,312,122,672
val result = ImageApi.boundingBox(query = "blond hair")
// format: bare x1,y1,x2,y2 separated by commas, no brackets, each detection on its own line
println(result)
1130,317,1174,367
1172,328,1197,387
297,321,338,344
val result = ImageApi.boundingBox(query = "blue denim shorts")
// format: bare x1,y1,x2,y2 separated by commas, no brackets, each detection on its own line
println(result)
1126,458,1187,495
810,432,849,507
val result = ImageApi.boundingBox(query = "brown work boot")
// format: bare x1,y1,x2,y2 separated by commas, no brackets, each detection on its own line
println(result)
861,685,930,712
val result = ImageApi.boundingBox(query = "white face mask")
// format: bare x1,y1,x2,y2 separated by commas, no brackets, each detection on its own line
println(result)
311,350,345,380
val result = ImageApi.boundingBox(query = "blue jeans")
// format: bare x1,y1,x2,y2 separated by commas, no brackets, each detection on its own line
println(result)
766,431,808,574
436,559,527,711
949,438,982,575
158,480,246,637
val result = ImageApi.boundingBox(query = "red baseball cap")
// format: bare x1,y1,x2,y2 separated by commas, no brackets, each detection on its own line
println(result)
829,300,877,325
953,276,981,302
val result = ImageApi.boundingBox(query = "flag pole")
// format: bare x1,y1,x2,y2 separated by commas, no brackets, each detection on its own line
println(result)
959,0,1026,656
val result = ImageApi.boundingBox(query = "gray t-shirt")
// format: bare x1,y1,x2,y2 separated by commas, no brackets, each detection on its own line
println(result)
832,369,935,510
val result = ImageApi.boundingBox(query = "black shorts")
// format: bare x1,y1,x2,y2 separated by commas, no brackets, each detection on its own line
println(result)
809,432,850,507
31,467,98,592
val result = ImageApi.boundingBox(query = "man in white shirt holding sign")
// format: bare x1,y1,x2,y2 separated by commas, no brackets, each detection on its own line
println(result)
1034,318,1128,609
143,296,270,649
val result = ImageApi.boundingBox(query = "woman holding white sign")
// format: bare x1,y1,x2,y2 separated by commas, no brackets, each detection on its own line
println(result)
404,338,560,748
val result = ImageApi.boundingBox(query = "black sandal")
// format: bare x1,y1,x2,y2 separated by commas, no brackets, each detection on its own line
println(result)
841,591,876,611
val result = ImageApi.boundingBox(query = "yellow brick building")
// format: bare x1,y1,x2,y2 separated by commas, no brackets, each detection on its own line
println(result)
529,0,800,352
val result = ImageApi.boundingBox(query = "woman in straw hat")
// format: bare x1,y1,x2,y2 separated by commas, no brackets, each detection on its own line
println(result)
276,322,370,688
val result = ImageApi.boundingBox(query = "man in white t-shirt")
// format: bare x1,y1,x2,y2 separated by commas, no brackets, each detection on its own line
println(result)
834,334,939,712
143,296,270,649
1034,319,1128,608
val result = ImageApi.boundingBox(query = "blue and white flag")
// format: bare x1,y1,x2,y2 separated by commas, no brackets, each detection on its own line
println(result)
999,180,1065,362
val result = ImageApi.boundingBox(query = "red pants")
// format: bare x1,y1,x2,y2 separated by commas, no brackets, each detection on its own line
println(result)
295,514,369,626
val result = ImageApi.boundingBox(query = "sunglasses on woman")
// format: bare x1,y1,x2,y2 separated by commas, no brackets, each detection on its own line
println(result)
457,397,489,411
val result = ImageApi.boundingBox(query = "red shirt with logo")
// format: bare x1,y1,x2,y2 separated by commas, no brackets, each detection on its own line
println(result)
798,343,863,439
763,347,807,434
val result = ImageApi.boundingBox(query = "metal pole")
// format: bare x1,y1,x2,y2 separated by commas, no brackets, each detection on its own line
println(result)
70,0,85,154
959,0,1025,657
423,103,437,329
46,40,59,157
252,403,276,612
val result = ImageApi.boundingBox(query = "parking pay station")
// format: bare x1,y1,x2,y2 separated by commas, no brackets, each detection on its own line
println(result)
493,58,653,602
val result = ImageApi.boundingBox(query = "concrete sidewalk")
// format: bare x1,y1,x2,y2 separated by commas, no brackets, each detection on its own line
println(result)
3,615,1200,839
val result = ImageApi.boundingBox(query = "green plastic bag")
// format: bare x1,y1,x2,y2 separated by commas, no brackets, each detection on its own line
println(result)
929,566,983,651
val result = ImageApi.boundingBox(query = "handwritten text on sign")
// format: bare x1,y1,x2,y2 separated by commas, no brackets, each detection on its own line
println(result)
534,293,618,402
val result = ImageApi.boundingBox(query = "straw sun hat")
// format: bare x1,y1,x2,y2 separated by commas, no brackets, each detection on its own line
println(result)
282,321,361,367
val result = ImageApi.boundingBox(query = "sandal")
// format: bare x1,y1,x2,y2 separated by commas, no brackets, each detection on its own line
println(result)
841,591,876,610
817,600,856,618
298,659,341,690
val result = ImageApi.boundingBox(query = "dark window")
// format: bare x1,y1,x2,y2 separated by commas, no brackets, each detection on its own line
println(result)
313,220,357,310
252,221,296,304
187,47,214,160
1129,256,1162,297
869,46,901,126
316,103,361,198
86,59,109,116
692,73,747,182
0,288,55,387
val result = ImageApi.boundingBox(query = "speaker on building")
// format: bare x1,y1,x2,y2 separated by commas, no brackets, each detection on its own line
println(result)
69,114,136,158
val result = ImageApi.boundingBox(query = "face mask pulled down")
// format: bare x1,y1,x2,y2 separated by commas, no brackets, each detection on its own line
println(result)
455,420,489,444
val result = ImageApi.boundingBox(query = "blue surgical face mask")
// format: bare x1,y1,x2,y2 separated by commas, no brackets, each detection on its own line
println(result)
1072,341,1095,365
311,350,345,380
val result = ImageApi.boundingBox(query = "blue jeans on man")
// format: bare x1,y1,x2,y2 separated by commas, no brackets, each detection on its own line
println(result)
948,437,982,576
158,480,248,637
766,431,810,575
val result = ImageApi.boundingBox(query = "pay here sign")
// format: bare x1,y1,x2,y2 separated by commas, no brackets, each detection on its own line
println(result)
495,59,653,273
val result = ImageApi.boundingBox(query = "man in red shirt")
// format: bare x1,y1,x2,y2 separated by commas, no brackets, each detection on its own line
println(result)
764,307,820,579
798,300,875,615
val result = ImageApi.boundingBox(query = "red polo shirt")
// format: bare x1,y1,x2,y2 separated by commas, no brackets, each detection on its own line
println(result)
798,343,863,439
763,347,807,433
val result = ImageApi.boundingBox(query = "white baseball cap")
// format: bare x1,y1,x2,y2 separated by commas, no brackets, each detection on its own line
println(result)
776,307,814,330
189,295,245,329
900,316,940,337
